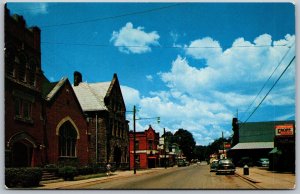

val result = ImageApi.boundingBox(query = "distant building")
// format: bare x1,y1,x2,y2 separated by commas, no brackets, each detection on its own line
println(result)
73,72,129,169
129,125,160,169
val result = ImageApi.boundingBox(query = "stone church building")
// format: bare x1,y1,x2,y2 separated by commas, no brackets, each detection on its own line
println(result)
73,72,130,169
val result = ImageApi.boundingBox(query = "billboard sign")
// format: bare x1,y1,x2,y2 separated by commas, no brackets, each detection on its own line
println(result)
275,124,294,136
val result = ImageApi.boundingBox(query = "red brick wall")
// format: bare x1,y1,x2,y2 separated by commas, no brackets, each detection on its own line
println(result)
45,81,89,166
129,126,160,169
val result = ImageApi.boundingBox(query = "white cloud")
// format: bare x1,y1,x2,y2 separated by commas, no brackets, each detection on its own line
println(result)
121,34,295,146
120,85,141,108
110,22,160,54
184,37,222,61
146,75,153,81
156,34,295,144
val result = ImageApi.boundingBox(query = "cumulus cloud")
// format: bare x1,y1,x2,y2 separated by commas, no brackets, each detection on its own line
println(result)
184,37,222,61
146,75,153,81
122,34,295,145
157,34,294,144
120,85,141,108
110,22,160,54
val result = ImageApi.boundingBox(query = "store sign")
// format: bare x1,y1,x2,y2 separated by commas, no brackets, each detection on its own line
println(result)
275,124,294,136
224,143,231,149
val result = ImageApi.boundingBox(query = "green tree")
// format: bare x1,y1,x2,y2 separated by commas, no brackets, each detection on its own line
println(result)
174,129,196,161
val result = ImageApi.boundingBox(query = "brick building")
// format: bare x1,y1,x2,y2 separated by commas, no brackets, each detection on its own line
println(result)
42,76,89,166
5,6,45,167
73,72,129,169
5,6,89,167
129,125,160,169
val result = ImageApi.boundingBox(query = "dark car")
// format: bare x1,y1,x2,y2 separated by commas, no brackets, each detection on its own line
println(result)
256,158,269,167
210,160,219,172
216,159,235,175
237,157,254,167
178,159,186,167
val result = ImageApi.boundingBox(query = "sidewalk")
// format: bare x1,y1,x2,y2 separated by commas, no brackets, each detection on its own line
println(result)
38,168,163,189
235,167,296,189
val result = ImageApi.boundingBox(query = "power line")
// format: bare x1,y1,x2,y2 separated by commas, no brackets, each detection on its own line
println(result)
240,55,295,128
240,42,295,122
41,41,289,49
40,3,185,28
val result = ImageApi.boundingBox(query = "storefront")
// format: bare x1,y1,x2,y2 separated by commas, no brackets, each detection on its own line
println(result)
269,123,295,172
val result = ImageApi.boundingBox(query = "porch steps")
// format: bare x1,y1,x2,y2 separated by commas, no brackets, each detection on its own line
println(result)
41,171,60,181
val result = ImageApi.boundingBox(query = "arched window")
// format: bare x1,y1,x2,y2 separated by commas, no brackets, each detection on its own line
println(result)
59,122,77,157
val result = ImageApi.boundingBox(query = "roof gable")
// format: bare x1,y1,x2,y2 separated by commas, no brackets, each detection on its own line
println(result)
72,73,126,112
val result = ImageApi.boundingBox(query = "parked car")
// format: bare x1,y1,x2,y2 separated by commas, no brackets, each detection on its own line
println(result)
256,158,269,167
178,159,186,167
216,159,235,175
185,161,190,166
236,157,254,167
210,160,219,172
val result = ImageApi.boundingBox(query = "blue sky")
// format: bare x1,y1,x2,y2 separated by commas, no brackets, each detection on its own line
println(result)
5,2,296,145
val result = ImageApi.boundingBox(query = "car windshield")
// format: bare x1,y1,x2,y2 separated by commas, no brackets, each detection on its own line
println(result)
219,159,232,164
260,158,269,161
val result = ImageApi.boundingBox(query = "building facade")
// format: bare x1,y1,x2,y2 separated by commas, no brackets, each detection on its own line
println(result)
5,6,89,167
42,77,89,166
73,72,129,169
5,7,45,167
129,125,160,169
229,119,295,172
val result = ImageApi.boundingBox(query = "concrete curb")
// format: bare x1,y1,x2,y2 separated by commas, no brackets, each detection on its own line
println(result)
38,169,160,189
235,171,260,183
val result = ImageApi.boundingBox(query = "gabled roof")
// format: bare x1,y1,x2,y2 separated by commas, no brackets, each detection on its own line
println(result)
72,82,111,111
41,75,68,101
45,78,68,101
72,73,126,112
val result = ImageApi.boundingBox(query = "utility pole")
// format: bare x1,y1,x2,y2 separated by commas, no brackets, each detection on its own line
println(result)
222,131,225,159
133,105,136,174
164,128,167,169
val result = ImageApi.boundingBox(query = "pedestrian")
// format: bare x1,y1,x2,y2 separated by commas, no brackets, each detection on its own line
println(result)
106,163,111,176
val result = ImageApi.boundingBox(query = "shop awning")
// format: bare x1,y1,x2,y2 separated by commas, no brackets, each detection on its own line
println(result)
269,147,282,155
230,142,274,150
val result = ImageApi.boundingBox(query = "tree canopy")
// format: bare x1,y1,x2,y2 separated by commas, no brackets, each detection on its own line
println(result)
174,128,196,161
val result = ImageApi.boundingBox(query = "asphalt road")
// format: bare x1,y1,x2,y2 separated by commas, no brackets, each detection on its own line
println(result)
80,163,256,189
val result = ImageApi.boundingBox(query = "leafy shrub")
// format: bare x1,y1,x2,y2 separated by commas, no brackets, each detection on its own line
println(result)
44,164,59,175
77,166,94,175
58,166,78,181
5,167,42,188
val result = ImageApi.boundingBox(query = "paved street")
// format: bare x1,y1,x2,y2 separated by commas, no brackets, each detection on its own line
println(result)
40,163,269,190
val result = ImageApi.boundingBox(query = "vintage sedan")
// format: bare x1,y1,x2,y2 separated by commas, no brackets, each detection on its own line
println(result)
256,158,269,167
216,159,235,175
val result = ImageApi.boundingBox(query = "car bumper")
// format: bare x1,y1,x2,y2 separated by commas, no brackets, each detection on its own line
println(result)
217,169,235,173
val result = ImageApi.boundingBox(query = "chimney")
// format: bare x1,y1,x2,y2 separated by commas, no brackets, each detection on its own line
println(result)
74,71,82,86
30,26,41,51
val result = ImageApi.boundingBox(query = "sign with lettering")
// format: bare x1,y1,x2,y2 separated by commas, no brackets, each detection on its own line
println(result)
275,124,294,136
